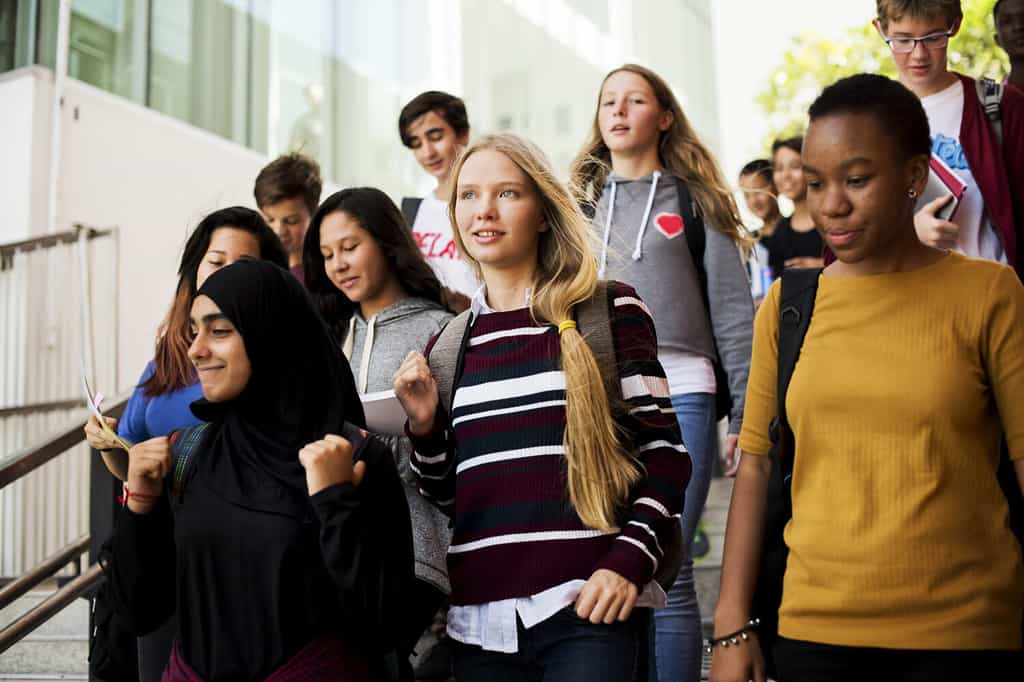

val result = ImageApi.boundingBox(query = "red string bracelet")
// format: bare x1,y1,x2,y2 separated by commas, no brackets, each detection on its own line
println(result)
118,487,159,506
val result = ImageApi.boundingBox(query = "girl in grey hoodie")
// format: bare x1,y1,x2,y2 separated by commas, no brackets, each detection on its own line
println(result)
303,187,454,675
571,65,755,682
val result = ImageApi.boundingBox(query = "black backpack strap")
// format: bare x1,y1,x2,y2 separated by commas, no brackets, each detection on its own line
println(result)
169,422,212,497
676,177,734,421
401,197,423,228
675,178,706,290
771,268,822,474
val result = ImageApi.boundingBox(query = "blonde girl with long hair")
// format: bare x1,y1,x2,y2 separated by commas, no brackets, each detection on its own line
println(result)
393,133,691,681
570,64,755,682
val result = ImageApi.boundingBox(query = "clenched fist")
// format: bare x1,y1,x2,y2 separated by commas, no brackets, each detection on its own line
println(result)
392,351,440,436
298,434,365,496
125,437,172,513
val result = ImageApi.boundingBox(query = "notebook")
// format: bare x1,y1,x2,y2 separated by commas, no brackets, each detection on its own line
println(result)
917,152,968,222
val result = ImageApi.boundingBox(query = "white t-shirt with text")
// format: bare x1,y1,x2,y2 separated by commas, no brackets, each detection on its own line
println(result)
920,80,1006,262
410,194,480,297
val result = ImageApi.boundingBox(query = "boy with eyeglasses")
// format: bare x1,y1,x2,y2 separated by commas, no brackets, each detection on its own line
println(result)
875,0,1023,273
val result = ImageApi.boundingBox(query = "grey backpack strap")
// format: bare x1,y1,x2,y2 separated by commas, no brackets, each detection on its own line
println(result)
428,310,473,416
576,280,619,404
976,77,1004,148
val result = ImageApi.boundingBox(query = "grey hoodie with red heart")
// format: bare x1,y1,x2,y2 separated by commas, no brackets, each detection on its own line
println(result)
592,170,754,434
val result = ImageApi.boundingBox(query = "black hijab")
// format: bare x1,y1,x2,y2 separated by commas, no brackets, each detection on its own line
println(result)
190,258,365,517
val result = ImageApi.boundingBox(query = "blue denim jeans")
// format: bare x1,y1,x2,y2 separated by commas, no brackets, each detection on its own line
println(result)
651,392,718,682
452,606,641,682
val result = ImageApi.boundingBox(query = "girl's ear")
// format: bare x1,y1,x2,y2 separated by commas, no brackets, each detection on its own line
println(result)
658,109,674,132
907,153,930,197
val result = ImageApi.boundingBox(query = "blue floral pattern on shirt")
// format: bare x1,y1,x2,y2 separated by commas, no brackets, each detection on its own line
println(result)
932,134,969,170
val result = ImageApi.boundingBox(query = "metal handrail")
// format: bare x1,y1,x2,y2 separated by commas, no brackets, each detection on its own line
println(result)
0,534,91,610
0,396,128,489
0,562,103,655
0,399,87,419
0,223,111,270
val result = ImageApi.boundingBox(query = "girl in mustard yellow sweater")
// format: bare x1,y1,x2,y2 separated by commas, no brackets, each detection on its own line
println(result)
711,74,1024,682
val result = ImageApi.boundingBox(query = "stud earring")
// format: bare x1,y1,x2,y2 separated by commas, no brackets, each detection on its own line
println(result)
908,188,919,199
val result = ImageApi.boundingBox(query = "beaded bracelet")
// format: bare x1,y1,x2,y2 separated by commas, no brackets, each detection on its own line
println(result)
703,617,760,655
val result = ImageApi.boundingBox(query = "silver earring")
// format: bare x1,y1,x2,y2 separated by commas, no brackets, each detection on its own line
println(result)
908,188,919,199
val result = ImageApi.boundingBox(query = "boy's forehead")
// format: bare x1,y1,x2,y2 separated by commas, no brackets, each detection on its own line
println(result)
883,12,953,33
407,110,452,138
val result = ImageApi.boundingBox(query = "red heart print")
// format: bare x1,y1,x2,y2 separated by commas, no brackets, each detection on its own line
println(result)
655,212,685,239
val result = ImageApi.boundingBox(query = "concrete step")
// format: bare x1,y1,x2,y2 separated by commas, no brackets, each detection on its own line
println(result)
0,586,89,677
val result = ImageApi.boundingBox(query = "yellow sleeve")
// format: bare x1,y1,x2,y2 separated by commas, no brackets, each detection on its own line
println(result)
983,266,1024,461
738,279,781,456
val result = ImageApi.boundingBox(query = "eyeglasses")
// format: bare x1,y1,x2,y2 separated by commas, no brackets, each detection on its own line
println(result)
882,28,953,54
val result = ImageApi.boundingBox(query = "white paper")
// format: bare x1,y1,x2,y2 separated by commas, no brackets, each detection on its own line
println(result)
360,389,408,436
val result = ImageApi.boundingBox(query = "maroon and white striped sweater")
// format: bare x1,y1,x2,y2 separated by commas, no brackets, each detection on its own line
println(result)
408,281,691,606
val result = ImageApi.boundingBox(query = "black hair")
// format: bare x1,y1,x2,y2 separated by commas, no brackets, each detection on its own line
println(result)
302,188,449,338
771,136,803,157
143,207,288,397
995,0,1006,22
398,91,470,147
740,158,775,184
808,73,932,160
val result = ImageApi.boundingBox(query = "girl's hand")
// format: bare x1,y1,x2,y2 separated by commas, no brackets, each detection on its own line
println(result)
708,631,767,682
125,437,171,514
84,415,122,452
915,196,960,250
392,351,439,436
723,436,741,477
575,569,638,624
298,434,366,495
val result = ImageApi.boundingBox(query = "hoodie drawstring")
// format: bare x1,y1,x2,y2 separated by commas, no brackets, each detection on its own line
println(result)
341,314,377,394
341,317,356,360
632,170,661,262
356,316,377,394
599,180,617,278
598,171,661,276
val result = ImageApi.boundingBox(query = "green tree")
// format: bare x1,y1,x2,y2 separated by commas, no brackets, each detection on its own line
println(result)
757,0,1009,148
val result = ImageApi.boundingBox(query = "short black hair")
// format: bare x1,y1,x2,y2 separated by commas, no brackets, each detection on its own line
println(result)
398,91,470,147
254,153,322,215
808,73,931,160
995,0,1006,22
740,158,774,181
771,136,803,156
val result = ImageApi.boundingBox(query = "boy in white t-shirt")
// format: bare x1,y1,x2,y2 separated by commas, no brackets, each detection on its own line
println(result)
873,0,1022,269
398,91,479,310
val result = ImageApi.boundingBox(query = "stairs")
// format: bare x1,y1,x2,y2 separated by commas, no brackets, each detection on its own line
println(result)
0,583,89,681
696,476,733,680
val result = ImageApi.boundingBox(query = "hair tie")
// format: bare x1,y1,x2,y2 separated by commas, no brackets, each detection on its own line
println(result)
557,320,577,334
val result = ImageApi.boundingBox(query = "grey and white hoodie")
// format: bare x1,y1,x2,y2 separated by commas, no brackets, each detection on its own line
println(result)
343,296,453,592
593,171,754,433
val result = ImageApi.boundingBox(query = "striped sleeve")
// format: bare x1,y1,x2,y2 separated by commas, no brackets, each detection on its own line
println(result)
594,282,692,587
406,335,457,515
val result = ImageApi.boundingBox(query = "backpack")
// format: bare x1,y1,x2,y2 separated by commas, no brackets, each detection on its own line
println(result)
427,281,684,592
401,197,423,228
751,268,1024,675
976,77,1004,148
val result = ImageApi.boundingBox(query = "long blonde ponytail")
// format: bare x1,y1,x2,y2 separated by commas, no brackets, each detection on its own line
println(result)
448,133,640,531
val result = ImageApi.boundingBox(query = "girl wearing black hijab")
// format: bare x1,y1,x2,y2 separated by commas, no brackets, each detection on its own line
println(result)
108,258,415,681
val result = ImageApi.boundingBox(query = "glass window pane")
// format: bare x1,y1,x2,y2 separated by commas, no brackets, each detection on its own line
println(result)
149,0,248,147
0,0,16,72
